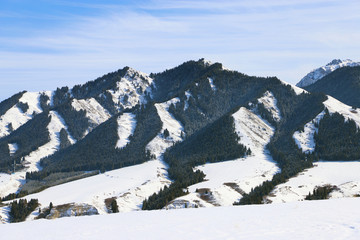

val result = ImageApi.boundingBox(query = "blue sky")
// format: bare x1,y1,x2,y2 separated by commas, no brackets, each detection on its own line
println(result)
0,0,359,101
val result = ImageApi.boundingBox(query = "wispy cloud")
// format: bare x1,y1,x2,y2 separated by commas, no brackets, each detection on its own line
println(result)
0,0,359,100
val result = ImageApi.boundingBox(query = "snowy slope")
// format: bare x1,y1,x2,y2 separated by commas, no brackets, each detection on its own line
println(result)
107,68,153,110
293,95,360,153
1,198,360,240
280,80,307,95
0,111,75,198
183,91,192,111
10,160,170,215
267,161,360,203
297,59,360,87
293,111,325,153
0,91,47,138
208,77,217,91
116,113,136,149
146,97,184,160
71,98,111,135
324,95,360,127
167,107,279,208
257,91,281,122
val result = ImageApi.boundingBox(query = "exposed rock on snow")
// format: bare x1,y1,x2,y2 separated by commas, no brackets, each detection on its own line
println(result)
71,98,111,135
107,68,153,110
297,59,360,88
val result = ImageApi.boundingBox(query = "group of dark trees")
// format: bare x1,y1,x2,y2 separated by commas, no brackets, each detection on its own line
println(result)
315,110,360,160
9,199,38,223
1,191,29,202
40,104,161,173
305,185,336,200
54,101,89,141
0,91,26,116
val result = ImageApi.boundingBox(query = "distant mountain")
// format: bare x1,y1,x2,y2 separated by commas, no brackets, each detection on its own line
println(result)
303,66,360,108
1,59,360,224
296,59,360,88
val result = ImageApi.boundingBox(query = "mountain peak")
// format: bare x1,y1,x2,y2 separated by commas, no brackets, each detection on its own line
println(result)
296,59,360,88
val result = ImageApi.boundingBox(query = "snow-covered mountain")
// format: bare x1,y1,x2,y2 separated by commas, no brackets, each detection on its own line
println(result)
0,59,360,226
296,59,360,88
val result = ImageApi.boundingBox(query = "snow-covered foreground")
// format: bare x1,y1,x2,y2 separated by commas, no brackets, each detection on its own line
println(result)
1,198,360,240
16,160,170,214
267,161,360,203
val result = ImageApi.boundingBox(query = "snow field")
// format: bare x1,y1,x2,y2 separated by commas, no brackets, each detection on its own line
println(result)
293,111,325,153
267,161,360,203
1,198,360,240
257,91,281,122
169,106,279,207
146,97,184,160
116,113,137,149
17,160,170,215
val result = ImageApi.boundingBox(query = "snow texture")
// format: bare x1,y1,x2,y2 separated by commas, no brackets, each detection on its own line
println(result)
169,107,279,208
267,161,360,203
280,79,307,95
0,111,75,198
208,77,217,91
0,92,43,138
71,98,111,135
1,198,360,239
297,59,360,87
324,95,360,127
183,91,192,111
116,113,136,149
107,68,153,110
257,91,281,122
146,97,184,160
293,111,325,153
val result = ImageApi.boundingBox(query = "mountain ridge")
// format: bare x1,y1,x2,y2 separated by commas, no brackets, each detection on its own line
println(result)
1,59,360,224
296,59,360,88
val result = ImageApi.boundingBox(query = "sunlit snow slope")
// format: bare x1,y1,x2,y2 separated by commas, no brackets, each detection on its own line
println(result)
167,106,280,209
